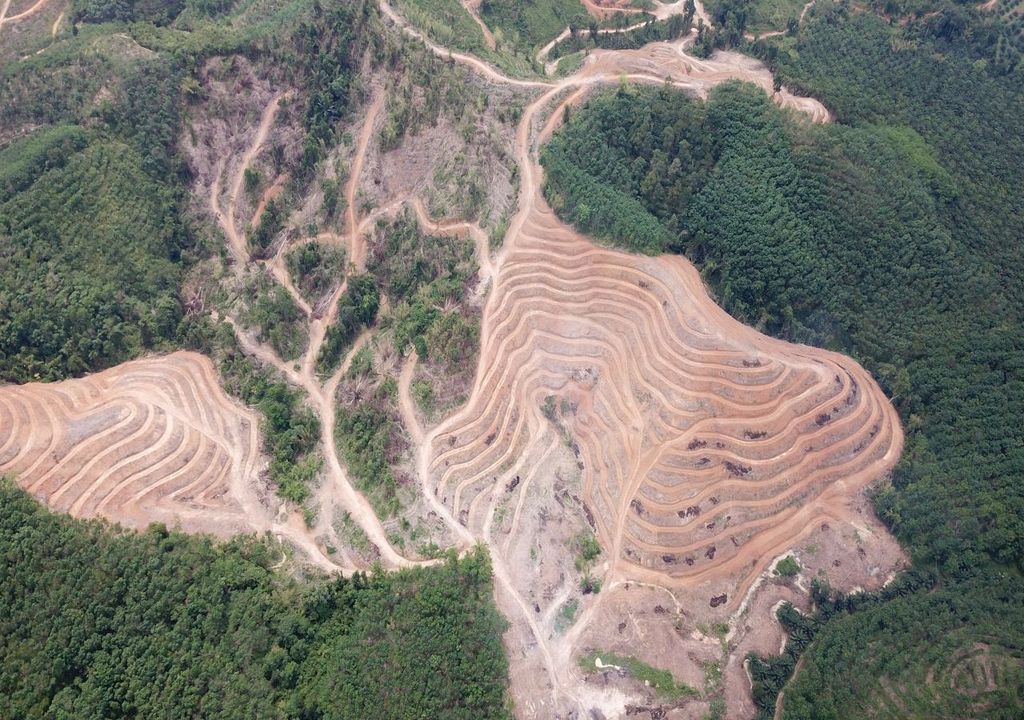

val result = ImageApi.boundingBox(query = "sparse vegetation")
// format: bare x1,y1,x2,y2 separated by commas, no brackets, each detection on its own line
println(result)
286,240,347,303
293,0,376,173
480,0,588,52
241,274,308,361
205,325,321,504
578,650,699,700
248,198,285,257
369,213,480,373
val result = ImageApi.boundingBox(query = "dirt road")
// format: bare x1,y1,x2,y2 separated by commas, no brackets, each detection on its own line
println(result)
462,0,496,50
0,0,51,36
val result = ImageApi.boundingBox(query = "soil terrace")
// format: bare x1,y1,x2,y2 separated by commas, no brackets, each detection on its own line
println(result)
0,352,332,567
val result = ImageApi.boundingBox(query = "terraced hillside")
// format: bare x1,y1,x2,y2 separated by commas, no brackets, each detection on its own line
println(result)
0,352,331,565
0,353,264,532
409,47,902,712
429,204,902,606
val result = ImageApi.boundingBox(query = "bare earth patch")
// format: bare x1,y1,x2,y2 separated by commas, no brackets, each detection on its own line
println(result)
0,352,269,535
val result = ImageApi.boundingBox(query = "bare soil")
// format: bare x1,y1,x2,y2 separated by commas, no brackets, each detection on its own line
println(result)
0,352,335,568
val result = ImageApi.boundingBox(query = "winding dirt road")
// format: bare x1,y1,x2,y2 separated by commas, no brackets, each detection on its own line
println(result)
206,89,424,569
0,0,52,37
535,4,691,75
462,0,496,50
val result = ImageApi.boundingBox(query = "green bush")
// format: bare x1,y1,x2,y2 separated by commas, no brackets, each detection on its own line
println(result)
774,555,800,577
316,274,380,374
577,650,698,699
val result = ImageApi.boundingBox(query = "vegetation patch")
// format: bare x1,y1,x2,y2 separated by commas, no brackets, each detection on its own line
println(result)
774,555,800,577
0,140,186,382
0,480,511,720
546,13,692,62
555,597,580,632
578,650,699,700
391,0,492,55
240,273,308,361
480,0,588,51
286,240,347,305
316,274,380,375
335,381,407,518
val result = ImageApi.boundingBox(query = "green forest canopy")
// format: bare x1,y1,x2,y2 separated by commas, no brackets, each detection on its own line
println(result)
0,479,510,720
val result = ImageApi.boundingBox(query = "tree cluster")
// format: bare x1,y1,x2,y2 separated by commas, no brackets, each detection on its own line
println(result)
0,479,510,720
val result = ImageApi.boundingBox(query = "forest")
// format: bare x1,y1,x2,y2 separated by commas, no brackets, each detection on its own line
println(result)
0,479,510,720
0,52,189,383
542,4,1024,716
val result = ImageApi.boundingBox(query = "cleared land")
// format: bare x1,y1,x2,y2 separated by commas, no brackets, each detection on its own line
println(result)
0,353,278,537
409,40,898,715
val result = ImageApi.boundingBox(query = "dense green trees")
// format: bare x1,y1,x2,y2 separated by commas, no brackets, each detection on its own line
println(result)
745,568,1024,718
0,479,510,720
0,47,190,386
0,140,186,382
316,274,380,375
